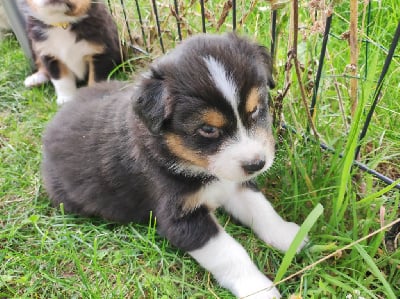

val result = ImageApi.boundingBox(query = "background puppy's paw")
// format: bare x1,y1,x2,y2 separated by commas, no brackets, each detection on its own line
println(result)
56,95,74,105
265,221,308,253
24,72,49,87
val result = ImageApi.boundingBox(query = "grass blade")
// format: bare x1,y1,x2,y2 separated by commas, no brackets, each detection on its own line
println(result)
356,178,400,206
354,244,397,299
331,53,380,225
274,203,324,282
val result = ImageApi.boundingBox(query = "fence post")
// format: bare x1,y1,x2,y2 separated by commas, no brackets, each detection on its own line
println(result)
2,0,34,68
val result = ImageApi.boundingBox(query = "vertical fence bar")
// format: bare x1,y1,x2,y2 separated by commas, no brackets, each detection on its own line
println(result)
292,0,319,138
200,0,206,33
2,1,34,68
310,14,333,119
107,0,114,15
355,20,400,159
271,9,277,61
232,0,236,31
151,0,165,53
173,0,182,41
134,0,149,52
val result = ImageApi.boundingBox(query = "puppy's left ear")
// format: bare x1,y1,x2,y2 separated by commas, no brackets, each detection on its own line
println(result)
134,67,170,134
257,45,276,89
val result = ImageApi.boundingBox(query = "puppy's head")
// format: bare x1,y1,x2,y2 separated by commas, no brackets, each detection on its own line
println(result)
135,33,276,183
25,0,91,22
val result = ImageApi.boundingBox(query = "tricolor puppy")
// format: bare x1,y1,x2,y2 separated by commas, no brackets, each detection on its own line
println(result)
42,33,307,298
20,0,121,104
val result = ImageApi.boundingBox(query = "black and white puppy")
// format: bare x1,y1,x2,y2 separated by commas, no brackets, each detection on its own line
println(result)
42,33,307,298
20,0,121,104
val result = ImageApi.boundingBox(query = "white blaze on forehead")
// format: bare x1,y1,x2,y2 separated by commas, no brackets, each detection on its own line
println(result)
204,56,247,133
203,56,238,109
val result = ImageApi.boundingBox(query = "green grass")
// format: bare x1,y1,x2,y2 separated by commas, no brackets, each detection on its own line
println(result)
1,0,400,298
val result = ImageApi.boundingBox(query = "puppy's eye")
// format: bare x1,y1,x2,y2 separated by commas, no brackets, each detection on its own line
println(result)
198,125,220,139
250,105,260,120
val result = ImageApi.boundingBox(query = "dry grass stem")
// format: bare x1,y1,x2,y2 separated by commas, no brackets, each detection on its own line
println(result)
349,0,359,117
216,0,232,31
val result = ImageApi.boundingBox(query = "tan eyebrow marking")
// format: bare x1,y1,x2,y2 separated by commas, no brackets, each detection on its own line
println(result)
202,109,227,128
245,87,260,114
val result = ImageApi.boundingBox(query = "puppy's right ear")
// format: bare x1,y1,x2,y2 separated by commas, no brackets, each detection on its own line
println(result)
134,67,168,134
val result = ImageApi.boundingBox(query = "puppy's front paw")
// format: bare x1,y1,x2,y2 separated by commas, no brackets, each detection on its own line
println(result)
24,72,49,87
234,276,281,299
264,221,308,253
241,287,281,299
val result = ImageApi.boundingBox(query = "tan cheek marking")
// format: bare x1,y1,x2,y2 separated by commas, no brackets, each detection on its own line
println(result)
246,87,260,114
165,134,208,168
68,0,91,16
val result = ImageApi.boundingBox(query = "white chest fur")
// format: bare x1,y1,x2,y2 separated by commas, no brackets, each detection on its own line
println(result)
35,27,101,80
199,180,238,210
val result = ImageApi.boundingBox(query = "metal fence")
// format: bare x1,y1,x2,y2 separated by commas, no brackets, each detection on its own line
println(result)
107,0,400,191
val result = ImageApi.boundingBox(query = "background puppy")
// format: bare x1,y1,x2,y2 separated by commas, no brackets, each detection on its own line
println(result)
20,0,121,104
42,33,307,298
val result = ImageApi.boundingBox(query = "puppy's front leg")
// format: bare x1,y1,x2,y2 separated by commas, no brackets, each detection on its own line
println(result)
41,55,77,105
222,184,307,252
190,229,281,299
156,204,280,298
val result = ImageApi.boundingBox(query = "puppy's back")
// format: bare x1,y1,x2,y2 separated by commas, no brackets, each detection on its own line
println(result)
42,82,153,222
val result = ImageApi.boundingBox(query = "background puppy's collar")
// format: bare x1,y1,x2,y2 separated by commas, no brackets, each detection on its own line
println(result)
51,22,70,29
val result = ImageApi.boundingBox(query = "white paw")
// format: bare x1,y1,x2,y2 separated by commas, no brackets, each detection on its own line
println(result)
264,221,308,252
235,276,281,299
24,72,49,87
191,231,281,299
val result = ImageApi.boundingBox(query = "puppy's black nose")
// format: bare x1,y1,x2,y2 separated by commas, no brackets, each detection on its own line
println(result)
242,159,266,174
